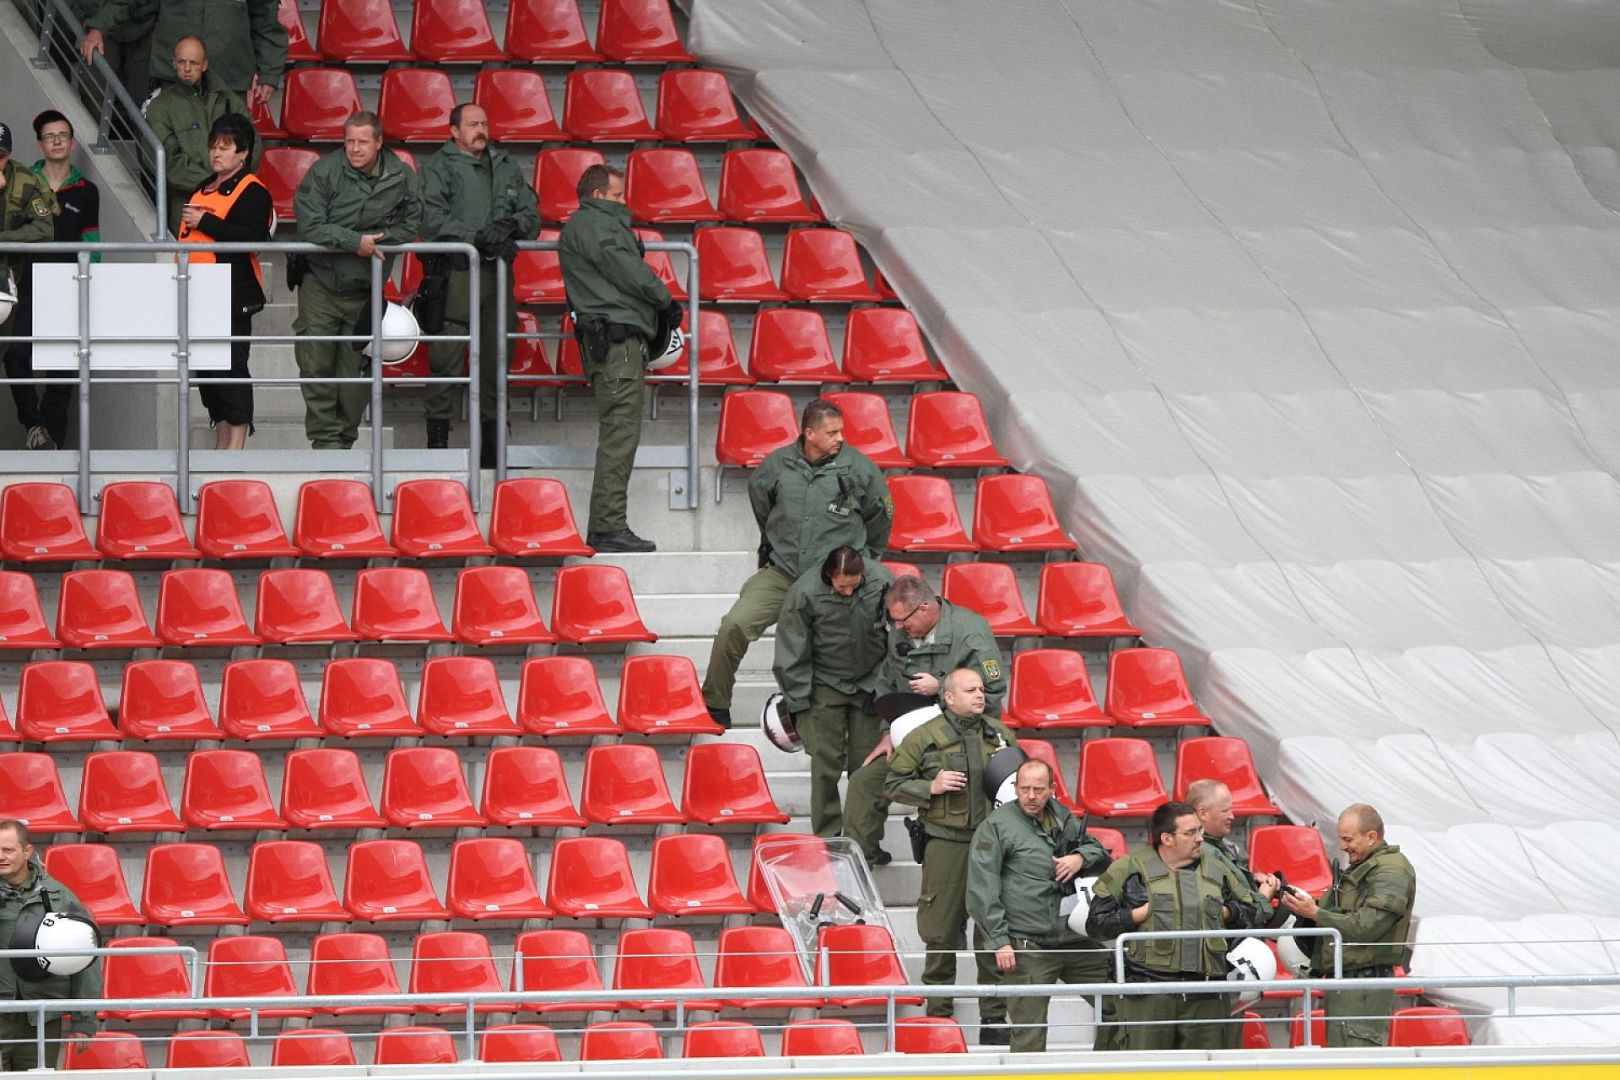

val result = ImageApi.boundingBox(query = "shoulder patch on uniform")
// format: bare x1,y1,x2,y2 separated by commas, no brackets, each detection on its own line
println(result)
882,493,894,517
981,657,1001,683
31,198,52,218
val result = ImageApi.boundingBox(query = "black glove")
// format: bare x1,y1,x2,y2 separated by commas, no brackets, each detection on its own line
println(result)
1122,872,1149,910
473,218,521,263
663,300,684,328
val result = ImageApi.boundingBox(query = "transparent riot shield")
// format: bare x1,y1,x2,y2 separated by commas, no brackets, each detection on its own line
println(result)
755,835,891,983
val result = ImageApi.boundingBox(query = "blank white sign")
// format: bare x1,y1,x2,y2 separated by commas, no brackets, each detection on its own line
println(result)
32,262,234,370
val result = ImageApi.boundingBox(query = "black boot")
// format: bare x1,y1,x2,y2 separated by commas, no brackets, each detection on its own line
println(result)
425,419,450,449
480,419,498,469
587,529,657,553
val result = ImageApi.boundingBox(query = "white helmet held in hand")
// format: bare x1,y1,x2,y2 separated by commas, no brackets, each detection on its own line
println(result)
760,692,802,754
1225,937,1277,1006
362,301,421,363
1065,876,1102,939
10,911,100,982
647,325,684,371
0,274,16,325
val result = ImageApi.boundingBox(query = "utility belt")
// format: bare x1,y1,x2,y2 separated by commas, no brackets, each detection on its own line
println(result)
1122,961,1222,986
1339,964,1395,979
573,313,647,368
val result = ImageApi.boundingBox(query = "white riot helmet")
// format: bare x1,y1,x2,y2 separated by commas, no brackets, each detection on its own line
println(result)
1065,876,1102,939
1275,916,1312,979
0,274,15,325
362,301,421,363
10,910,100,982
760,692,802,754
877,692,939,750
982,745,1028,807
1225,937,1277,1006
647,325,685,371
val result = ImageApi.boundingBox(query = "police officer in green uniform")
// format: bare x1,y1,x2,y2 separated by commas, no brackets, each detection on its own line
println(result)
702,397,891,722
557,163,674,553
420,102,539,462
1085,800,1264,1050
968,758,1114,1052
70,0,156,103
0,122,62,450
772,545,893,843
142,36,251,234
292,111,420,449
1280,803,1416,1048
884,668,1017,1034
0,821,101,1071
81,0,285,103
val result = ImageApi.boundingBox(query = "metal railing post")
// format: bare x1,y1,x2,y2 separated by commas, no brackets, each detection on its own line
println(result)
185,946,202,996
684,243,700,509
34,1005,46,1067
467,255,482,505
370,256,385,511
493,258,507,493
75,252,93,513
1301,983,1314,1047
463,999,476,1062
33,1,54,66
175,250,193,511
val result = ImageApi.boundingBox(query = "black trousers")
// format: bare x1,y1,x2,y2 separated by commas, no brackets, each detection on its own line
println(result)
195,308,255,429
2,290,74,447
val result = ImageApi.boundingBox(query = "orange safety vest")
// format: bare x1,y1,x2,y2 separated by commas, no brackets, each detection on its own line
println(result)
177,172,267,289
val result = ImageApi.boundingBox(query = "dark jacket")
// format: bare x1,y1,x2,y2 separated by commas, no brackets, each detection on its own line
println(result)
1086,846,1265,980
0,859,103,1024
420,140,540,254
143,71,253,197
749,440,891,579
1310,842,1416,973
968,798,1113,949
30,163,101,264
773,563,894,714
182,164,273,312
294,147,421,293
882,598,1007,716
0,161,59,292
86,0,286,94
883,706,1017,842
557,196,670,338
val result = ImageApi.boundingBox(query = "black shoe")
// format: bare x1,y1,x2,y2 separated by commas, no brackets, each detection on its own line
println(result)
707,706,732,729
868,847,892,867
425,420,450,449
587,529,657,553
979,1021,1010,1046
480,420,498,469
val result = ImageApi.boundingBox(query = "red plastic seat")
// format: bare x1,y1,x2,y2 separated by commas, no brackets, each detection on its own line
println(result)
0,753,82,833
648,834,752,917
1078,737,1167,818
695,226,787,302
282,67,368,141
510,311,564,389
514,929,619,1013
481,1024,563,1063
0,482,99,561
245,839,352,923
516,657,617,737
505,0,600,61
627,148,722,223
78,750,182,833
905,391,1009,468
1289,1008,1327,1048
941,562,1039,636
564,69,660,141
254,568,358,644
895,1016,967,1053
1238,1011,1272,1050
489,478,592,557
534,147,605,222
973,474,1076,553
56,568,161,648
883,559,922,580
391,478,494,558
251,94,286,143
634,226,688,301
157,567,261,646
272,1029,357,1067
596,0,692,62
513,231,566,303
119,660,222,741
1105,647,1211,729
281,747,387,829
381,746,487,828
345,839,450,921
719,149,817,223
712,925,820,1008
0,700,15,743
0,572,59,649
1173,736,1281,815
449,837,552,920
63,1032,148,1070
748,308,847,384
205,935,313,1020
41,844,141,924
617,654,721,735
1017,738,1081,812
614,928,720,1012
780,229,881,302
656,309,753,385
451,567,554,647
842,307,946,383
1004,649,1109,730
546,837,652,919
168,1031,251,1068
551,564,657,643
684,1021,764,1058
1088,825,1128,861
180,749,285,830
885,474,975,552
474,68,561,140
410,931,505,1015
100,936,204,1020
307,933,413,1015
143,843,249,926
277,0,317,58
582,743,687,825
817,924,922,1007
258,146,319,224
218,658,321,740
17,661,117,743
581,1021,663,1060
352,566,453,642
411,0,504,60
482,745,586,828
1036,561,1142,639
294,479,397,558
1249,825,1334,897
1390,1006,1471,1047
194,479,296,559
657,69,758,142
316,0,410,60
745,833,835,914
97,480,199,559
715,389,796,468
783,1018,864,1056
821,392,909,467
416,655,520,735
374,1027,457,1065
681,743,789,825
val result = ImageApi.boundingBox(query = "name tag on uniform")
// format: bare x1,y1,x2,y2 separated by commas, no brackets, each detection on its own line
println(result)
826,502,850,517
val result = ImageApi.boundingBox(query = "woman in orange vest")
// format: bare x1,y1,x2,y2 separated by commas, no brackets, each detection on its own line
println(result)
177,113,272,450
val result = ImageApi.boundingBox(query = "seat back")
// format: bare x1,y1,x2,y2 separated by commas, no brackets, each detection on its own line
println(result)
715,390,797,466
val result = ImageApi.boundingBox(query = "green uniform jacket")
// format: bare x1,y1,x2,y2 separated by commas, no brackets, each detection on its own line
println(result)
1311,842,1415,973
294,147,421,294
882,598,1007,716
86,0,286,95
557,197,669,338
143,72,252,197
0,860,103,1024
750,440,891,580
0,162,59,288
968,798,1112,950
773,563,894,714
1204,834,1263,908
884,707,1016,842
71,0,153,43
1087,847,1264,979
420,140,540,261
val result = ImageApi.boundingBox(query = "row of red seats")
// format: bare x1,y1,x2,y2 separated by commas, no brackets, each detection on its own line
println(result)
9,739,782,837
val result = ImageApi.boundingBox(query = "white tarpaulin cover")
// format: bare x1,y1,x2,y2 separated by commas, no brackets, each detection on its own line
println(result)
689,0,1620,1040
